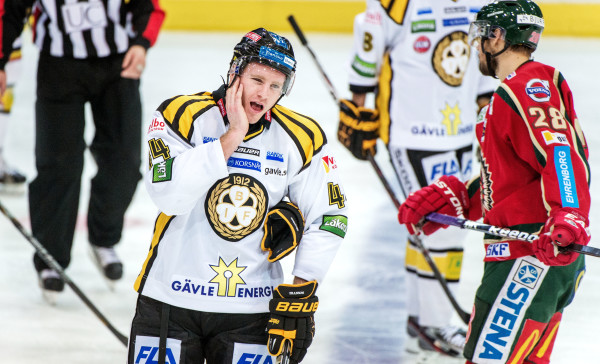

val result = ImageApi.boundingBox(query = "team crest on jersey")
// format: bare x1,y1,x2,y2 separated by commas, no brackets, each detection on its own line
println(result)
205,174,268,241
432,31,470,87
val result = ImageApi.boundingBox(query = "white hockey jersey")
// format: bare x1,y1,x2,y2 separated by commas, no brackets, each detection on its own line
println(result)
348,0,497,151
134,85,348,314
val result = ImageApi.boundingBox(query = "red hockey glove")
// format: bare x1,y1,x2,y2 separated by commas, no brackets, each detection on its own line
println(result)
398,175,469,235
338,99,379,160
267,281,318,364
533,208,590,266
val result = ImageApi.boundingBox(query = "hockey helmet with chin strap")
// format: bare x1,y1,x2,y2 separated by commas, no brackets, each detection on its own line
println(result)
228,28,297,96
468,0,544,51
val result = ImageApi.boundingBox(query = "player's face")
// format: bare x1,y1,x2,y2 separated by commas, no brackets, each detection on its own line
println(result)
239,62,286,124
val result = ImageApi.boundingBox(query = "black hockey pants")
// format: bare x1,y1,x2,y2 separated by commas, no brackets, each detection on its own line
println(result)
32,53,142,272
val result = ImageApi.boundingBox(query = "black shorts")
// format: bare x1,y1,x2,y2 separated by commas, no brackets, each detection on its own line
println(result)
128,295,272,364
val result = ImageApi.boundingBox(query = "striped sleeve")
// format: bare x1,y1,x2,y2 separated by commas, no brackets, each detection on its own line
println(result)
128,0,165,48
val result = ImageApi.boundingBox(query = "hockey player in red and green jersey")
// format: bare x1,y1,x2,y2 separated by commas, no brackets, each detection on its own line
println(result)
397,1,590,363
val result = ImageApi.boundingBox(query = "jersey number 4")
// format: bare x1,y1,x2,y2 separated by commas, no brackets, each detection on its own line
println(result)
328,182,346,209
148,138,171,160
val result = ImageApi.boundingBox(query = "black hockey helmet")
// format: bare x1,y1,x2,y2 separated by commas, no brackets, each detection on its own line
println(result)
228,28,296,96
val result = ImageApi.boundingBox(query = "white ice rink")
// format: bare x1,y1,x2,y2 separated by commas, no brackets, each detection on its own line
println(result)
1,30,599,363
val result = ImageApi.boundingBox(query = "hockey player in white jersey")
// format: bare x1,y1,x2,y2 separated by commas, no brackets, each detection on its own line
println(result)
338,0,497,358
127,28,348,364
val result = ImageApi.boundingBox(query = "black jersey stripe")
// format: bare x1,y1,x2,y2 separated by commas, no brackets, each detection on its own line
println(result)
272,105,327,171
380,0,410,25
134,213,175,293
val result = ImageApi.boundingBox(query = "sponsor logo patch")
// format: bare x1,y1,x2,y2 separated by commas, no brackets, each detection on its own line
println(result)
319,215,348,238
417,7,432,15
322,156,338,173
203,136,218,143
266,151,284,162
232,343,276,364
264,167,287,176
235,146,261,157
147,117,165,134
134,335,181,364
514,260,542,289
152,158,173,183
486,242,510,258
554,146,579,208
413,36,431,53
259,46,295,70
542,130,568,145
442,17,469,27
444,6,466,14
228,157,262,172
526,79,551,102
244,31,262,42
411,20,436,33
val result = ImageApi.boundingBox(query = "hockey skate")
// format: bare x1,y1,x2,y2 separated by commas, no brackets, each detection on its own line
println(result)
406,316,465,358
38,269,64,305
90,245,123,290
0,162,26,194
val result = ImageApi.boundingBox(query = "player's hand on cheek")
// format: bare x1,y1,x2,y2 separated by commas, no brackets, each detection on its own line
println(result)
226,77,249,136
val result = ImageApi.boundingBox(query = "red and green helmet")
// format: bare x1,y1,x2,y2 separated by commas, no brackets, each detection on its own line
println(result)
469,0,544,50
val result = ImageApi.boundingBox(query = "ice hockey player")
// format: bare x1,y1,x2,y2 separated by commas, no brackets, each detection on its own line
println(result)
338,0,497,358
398,1,590,363
127,28,348,364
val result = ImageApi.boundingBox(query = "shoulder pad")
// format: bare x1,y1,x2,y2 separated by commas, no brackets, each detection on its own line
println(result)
157,92,215,141
271,105,327,169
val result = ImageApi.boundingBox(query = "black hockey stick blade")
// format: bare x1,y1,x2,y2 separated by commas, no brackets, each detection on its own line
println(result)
425,212,600,258
0,200,129,346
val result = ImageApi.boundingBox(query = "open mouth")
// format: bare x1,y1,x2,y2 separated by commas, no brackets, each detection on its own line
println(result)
250,102,264,112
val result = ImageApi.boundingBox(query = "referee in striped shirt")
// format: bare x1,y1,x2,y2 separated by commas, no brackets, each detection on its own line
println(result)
0,0,165,299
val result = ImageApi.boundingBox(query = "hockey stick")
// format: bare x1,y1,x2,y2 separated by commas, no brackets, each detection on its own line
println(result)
0,200,129,346
287,15,470,325
425,212,600,257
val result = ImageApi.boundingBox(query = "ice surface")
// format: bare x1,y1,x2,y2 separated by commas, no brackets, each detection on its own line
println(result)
1,31,599,363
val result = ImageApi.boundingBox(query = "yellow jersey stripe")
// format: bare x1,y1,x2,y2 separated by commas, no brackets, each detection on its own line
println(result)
134,213,175,292
158,93,214,140
272,105,326,169
380,0,410,25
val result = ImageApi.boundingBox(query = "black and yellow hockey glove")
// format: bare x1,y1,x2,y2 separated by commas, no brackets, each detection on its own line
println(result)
261,201,305,262
267,281,318,364
337,99,380,160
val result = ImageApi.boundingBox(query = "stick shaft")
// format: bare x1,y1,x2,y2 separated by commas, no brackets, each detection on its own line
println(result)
0,200,129,345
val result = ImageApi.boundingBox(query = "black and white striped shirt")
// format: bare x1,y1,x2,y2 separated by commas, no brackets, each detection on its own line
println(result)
0,0,164,68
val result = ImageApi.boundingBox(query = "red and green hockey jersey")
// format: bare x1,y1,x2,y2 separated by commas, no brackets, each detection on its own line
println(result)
474,61,590,261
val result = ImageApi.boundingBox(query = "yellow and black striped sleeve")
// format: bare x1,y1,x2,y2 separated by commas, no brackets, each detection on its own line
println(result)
379,0,410,25
156,92,216,144
271,105,327,171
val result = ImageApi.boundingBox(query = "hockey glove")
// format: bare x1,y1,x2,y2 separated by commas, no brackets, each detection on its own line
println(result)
261,201,305,262
533,208,590,266
338,99,379,160
268,281,318,364
398,175,469,235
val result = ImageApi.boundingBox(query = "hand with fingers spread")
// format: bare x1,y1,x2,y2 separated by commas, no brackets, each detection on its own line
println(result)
220,77,249,159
